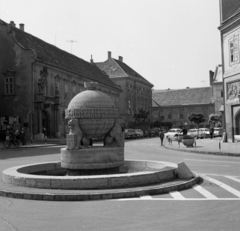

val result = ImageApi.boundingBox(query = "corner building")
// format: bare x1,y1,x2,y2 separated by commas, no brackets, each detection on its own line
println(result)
219,0,240,142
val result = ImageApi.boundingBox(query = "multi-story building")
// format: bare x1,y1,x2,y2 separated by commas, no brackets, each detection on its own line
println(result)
95,52,154,126
219,0,240,142
152,87,215,129
0,20,121,140
210,65,224,127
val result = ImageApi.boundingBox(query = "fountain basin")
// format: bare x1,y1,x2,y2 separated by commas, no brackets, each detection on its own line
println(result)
61,147,124,170
2,160,177,189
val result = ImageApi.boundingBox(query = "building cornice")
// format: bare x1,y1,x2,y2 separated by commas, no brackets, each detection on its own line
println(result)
218,11,240,33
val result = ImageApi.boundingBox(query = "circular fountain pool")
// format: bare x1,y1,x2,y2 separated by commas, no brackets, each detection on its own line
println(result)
2,160,178,189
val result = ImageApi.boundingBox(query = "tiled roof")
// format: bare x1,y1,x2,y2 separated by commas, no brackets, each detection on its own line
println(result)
152,87,213,107
0,19,119,90
95,58,153,87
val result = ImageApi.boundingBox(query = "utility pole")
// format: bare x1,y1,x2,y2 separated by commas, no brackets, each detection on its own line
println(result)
66,40,78,53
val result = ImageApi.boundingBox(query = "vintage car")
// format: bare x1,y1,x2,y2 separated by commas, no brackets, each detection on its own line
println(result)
124,129,136,139
165,128,182,141
198,128,210,138
187,129,198,138
214,127,223,137
134,129,144,138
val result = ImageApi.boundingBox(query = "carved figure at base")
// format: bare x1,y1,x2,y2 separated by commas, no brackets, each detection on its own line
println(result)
67,119,92,149
67,119,83,150
104,118,124,147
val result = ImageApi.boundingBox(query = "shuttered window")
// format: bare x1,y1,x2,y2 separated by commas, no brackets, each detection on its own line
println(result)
4,77,14,95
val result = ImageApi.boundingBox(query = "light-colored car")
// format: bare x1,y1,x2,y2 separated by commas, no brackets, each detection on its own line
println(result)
134,129,144,138
165,128,182,141
198,128,210,138
124,129,136,139
214,127,223,137
187,129,198,138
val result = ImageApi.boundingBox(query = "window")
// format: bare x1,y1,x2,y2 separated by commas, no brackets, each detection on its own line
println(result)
221,90,223,97
160,116,164,120
64,83,68,99
167,113,171,119
4,77,14,95
179,114,184,119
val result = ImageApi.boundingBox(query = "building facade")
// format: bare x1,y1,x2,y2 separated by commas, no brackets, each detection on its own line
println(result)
219,0,240,142
152,87,215,129
0,20,121,140
95,52,154,126
210,65,224,127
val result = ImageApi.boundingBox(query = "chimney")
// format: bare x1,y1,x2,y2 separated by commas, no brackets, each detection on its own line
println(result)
209,70,214,86
19,23,24,31
108,51,111,59
10,21,16,27
90,54,93,64
119,56,123,62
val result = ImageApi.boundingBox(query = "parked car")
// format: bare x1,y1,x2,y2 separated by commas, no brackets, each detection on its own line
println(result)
134,129,144,138
165,128,182,141
124,129,136,139
198,128,210,138
187,129,198,138
214,127,223,137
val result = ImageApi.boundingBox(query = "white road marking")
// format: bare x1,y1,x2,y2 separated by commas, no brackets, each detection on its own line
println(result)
184,159,240,164
192,184,218,199
140,195,152,199
187,164,230,167
169,191,185,199
225,176,240,184
117,198,240,201
201,174,240,198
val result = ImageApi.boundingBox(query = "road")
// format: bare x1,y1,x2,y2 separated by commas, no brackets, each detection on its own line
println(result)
0,138,240,231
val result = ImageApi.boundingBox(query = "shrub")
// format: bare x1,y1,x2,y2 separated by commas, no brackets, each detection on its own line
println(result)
182,135,193,139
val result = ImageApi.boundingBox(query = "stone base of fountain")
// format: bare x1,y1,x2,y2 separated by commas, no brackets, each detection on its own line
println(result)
61,147,124,170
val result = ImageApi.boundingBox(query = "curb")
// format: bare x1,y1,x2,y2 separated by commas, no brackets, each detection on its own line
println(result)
0,173,200,201
1,144,59,150
164,145,240,157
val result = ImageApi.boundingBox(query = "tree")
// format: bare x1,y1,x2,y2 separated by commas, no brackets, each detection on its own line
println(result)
153,120,161,128
187,113,205,136
133,108,149,123
208,114,222,127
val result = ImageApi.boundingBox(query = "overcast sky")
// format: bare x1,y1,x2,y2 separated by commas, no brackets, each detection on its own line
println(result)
0,0,221,90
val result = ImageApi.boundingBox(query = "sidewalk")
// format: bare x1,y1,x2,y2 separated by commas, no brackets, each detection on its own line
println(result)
164,137,240,157
1,138,66,149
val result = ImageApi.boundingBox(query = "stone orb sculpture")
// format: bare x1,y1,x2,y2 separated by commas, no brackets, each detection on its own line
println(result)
65,82,118,140
61,82,124,172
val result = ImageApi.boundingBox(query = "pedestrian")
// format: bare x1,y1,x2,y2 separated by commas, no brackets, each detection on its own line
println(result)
181,126,187,136
43,127,47,144
21,127,26,145
159,130,164,146
210,127,214,139
14,128,21,142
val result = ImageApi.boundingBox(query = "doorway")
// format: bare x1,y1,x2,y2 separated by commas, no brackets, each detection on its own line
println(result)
42,110,49,136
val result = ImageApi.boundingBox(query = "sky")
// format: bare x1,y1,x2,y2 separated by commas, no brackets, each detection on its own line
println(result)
0,0,221,90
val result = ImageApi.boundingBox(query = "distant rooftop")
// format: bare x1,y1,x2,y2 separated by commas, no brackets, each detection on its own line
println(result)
152,87,213,107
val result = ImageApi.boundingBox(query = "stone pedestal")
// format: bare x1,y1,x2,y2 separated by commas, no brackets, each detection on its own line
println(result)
61,147,124,170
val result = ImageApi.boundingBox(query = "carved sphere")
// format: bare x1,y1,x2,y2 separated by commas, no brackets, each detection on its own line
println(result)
65,88,118,139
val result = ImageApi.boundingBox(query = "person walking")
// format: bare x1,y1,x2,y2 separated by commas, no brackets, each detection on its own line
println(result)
181,126,187,136
42,127,47,144
159,130,165,146
210,127,214,139
21,127,26,145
